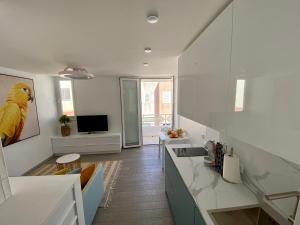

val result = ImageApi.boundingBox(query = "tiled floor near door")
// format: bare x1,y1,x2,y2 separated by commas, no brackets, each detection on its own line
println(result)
86,145,174,225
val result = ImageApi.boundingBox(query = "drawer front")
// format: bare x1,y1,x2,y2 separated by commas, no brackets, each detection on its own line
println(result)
45,188,77,225
165,150,206,225
82,144,121,153
165,150,195,225
165,150,176,180
53,144,121,154
71,217,79,225
165,173,176,217
52,136,120,148
52,138,84,147
165,152,178,221
61,203,77,225
173,164,195,225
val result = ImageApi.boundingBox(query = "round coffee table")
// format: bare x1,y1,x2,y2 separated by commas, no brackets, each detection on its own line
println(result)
56,153,81,170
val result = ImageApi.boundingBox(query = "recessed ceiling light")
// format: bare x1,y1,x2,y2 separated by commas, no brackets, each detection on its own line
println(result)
147,15,159,24
143,62,149,67
144,48,152,53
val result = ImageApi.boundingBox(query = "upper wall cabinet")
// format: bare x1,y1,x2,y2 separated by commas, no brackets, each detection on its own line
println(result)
179,0,300,164
178,3,233,131
227,0,300,164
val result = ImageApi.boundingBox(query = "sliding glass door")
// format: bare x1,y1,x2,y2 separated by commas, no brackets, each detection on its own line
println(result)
141,79,173,145
120,78,142,148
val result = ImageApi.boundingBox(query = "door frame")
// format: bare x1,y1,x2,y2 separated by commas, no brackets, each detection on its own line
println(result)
141,77,175,130
120,78,143,148
120,76,174,147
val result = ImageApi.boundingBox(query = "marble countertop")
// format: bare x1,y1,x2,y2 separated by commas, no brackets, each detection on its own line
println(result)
166,144,259,225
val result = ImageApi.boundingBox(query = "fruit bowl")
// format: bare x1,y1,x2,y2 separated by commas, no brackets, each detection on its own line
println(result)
168,131,178,138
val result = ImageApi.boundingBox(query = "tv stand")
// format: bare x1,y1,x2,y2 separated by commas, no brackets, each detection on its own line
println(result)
51,133,121,155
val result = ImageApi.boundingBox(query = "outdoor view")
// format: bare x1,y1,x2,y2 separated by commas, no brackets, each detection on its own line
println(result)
141,79,173,144
59,80,75,116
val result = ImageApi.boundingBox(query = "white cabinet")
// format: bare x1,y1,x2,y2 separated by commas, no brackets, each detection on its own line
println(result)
178,3,233,132
52,133,121,155
231,0,300,77
0,175,85,225
178,0,300,165
227,0,300,164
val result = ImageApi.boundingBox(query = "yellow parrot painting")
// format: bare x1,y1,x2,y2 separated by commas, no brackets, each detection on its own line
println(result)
0,83,34,147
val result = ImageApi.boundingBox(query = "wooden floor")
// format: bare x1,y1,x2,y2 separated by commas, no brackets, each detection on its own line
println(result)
84,145,175,225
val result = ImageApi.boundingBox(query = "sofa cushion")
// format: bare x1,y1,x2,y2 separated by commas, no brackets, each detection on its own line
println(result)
82,164,104,225
80,164,95,189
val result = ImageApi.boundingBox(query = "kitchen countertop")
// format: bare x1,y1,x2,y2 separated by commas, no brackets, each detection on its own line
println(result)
166,144,259,225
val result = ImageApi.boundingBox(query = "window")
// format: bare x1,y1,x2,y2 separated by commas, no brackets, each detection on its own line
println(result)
59,80,75,116
162,91,171,104
60,88,71,101
234,79,246,112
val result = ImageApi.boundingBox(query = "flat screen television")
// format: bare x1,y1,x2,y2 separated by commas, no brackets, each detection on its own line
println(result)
77,115,108,133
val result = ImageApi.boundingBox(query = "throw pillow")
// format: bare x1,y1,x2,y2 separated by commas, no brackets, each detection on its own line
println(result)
54,168,70,175
80,164,96,189
67,168,82,174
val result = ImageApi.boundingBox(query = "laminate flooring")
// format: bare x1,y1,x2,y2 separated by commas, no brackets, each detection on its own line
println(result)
85,145,175,225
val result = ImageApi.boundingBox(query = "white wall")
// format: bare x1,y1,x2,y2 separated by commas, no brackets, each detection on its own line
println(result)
0,67,58,176
73,76,122,133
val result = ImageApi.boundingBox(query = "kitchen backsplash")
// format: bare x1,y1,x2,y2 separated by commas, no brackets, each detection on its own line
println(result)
224,135,300,217
179,116,219,145
179,115,300,218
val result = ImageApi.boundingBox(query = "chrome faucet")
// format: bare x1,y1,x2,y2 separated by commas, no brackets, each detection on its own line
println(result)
265,191,300,224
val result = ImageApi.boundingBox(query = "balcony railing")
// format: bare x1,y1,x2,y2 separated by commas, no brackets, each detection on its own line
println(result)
142,114,172,127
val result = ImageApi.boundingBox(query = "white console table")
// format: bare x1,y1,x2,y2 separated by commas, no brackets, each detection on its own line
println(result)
0,175,85,225
51,133,121,155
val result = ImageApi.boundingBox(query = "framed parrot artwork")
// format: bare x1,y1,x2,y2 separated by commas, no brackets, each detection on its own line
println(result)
0,74,40,147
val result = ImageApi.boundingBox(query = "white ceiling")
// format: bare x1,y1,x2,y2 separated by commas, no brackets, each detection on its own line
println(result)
0,0,229,76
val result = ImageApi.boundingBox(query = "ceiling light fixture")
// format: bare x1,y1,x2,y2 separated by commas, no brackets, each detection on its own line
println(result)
58,67,95,80
144,47,152,53
147,15,159,24
143,63,149,67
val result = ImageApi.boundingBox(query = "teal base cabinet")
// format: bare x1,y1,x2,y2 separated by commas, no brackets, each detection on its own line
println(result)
165,150,206,225
194,208,206,225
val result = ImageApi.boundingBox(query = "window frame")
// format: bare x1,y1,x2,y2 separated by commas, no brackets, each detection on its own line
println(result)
55,77,77,118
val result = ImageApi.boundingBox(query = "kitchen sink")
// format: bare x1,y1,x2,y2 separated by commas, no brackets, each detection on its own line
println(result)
208,204,292,225
172,147,208,157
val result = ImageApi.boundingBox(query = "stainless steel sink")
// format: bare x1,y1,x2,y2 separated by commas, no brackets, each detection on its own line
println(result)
172,147,208,157
208,204,292,225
